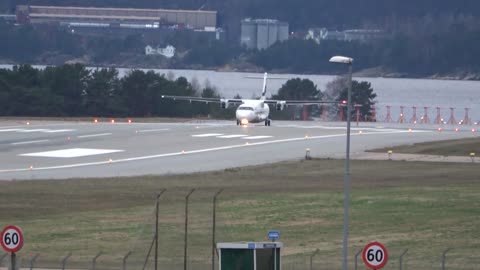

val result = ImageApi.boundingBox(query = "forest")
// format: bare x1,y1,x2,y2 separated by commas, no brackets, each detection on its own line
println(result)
0,65,376,120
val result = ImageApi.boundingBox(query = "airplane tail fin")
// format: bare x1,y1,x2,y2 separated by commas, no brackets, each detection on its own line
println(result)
245,72,283,100
260,72,268,100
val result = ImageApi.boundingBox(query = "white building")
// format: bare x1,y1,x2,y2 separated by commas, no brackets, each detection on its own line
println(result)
145,45,175,58
305,28,385,44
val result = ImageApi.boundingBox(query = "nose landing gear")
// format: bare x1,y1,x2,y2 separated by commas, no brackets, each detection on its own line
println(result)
264,119,271,126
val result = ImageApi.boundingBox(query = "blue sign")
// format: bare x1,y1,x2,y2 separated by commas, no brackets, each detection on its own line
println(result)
248,243,255,249
268,230,280,241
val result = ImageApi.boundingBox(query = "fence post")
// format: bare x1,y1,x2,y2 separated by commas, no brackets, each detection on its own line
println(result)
92,251,104,270
442,248,452,270
184,188,195,270
309,249,319,270
212,189,224,270
61,253,72,270
399,249,408,270
29,254,40,270
155,189,166,270
142,237,156,270
123,251,132,270
354,248,362,270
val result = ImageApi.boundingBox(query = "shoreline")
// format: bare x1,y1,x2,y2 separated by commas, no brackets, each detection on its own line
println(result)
1,62,479,81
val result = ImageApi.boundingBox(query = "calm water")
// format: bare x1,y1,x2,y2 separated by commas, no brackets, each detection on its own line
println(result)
2,65,479,121
117,68,480,122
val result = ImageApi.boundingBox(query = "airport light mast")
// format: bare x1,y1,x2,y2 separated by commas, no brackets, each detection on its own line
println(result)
329,55,353,270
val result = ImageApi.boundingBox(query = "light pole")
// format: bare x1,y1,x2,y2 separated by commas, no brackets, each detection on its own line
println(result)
329,55,354,270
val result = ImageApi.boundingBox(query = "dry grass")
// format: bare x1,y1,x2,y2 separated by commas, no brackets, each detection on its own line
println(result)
369,136,480,156
0,159,479,269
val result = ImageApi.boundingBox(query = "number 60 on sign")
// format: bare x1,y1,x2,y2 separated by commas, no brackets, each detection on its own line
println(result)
362,241,388,269
1,225,24,253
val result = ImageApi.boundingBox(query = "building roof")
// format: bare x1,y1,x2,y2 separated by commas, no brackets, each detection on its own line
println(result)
29,5,217,15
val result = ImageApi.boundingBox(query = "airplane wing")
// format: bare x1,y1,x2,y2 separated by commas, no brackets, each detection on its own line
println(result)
263,100,340,105
262,99,341,110
161,95,243,104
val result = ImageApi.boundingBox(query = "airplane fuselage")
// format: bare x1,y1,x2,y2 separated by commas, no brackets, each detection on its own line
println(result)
235,100,270,124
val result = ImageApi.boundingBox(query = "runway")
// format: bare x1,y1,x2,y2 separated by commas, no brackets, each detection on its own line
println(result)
0,119,477,180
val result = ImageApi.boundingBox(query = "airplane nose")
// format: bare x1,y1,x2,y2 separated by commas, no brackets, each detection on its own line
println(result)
236,111,247,118
236,111,255,121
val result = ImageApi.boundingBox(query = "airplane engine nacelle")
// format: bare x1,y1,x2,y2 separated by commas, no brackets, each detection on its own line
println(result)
220,99,230,109
276,101,286,111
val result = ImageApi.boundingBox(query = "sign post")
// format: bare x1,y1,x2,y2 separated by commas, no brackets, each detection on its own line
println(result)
267,231,280,270
362,242,388,270
267,231,280,241
1,225,24,270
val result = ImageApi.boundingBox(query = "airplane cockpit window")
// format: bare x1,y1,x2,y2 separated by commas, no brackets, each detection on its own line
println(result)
238,107,254,111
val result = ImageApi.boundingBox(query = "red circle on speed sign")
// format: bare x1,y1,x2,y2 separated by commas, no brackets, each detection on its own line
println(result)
362,241,388,269
1,225,24,253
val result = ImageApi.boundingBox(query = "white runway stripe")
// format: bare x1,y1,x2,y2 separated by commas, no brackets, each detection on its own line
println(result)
11,140,49,145
217,135,248,138
0,129,22,132
137,129,170,133
44,129,75,133
21,148,124,158
77,133,112,138
192,133,224,137
17,129,50,132
242,136,273,140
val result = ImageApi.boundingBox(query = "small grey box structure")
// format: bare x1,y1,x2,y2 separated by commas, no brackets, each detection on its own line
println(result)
217,242,282,270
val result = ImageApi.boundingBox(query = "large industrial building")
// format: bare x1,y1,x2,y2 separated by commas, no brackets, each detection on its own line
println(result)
16,5,217,30
240,18,289,50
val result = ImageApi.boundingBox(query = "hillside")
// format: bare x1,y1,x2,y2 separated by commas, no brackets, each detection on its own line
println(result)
1,1,480,78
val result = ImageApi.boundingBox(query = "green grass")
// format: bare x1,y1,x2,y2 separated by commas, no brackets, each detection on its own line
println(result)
369,137,480,156
0,159,479,269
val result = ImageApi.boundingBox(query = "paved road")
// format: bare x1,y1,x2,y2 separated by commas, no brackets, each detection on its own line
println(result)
0,119,477,180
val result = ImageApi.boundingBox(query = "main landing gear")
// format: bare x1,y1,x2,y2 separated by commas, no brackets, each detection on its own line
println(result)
264,119,271,126
237,120,240,126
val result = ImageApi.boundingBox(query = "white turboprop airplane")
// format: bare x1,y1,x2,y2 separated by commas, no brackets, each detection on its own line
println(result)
161,73,338,126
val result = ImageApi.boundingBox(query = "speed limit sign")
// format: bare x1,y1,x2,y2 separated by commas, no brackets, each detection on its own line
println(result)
1,225,24,253
362,241,388,269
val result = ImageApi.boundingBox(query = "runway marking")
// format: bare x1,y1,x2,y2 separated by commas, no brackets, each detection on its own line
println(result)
0,129,22,132
16,129,50,132
11,140,49,145
192,133,224,137
137,128,170,133
276,125,404,132
242,136,273,139
0,129,430,173
20,148,124,158
217,134,248,138
77,133,112,138
44,129,75,133
0,128,75,133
